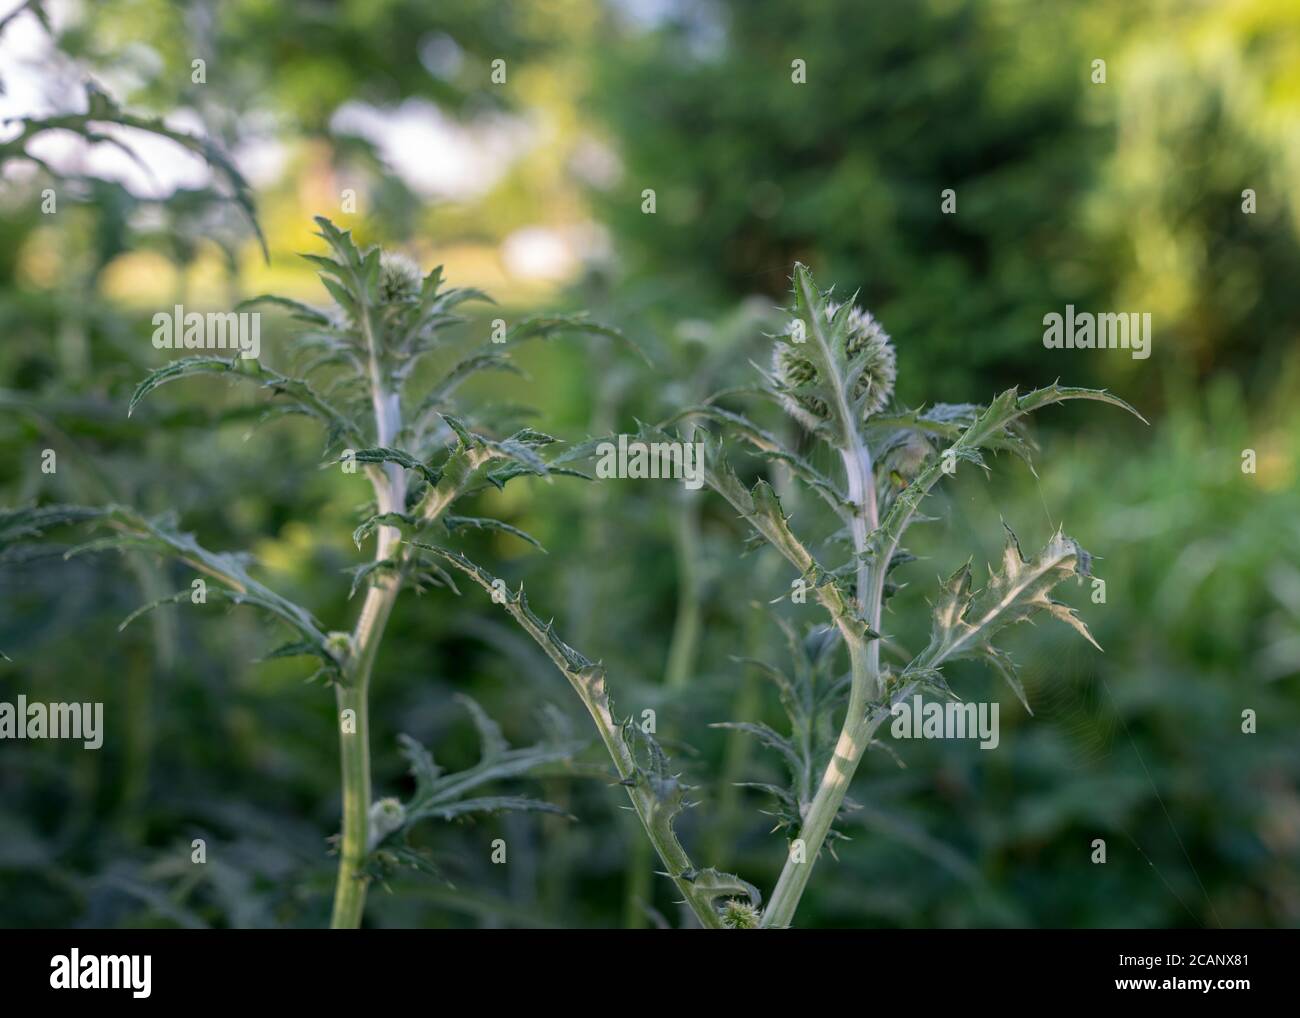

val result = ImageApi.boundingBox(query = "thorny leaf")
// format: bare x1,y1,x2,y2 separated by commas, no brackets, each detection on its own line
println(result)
374,696,581,869
905,524,1100,709
665,403,851,517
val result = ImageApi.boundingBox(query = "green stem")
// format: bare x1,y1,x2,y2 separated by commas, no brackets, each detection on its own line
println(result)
330,675,372,927
761,643,876,928
327,439,473,927
328,570,399,928
761,440,881,928
330,311,407,928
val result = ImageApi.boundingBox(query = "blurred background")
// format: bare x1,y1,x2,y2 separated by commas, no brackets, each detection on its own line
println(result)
1,0,1297,928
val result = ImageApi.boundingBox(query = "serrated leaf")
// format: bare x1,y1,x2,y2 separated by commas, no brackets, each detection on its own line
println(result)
352,512,417,550
662,424,812,572
735,781,800,810
397,733,444,793
17,503,337,671
677,424,862,631
409,796,572,823
344,557,399,599
116,588,192,631
667,403,850,517
439,412,475,448
503,312,648,364
710,721,804,779
0,81,267,258
347,447,439,485
0,504,106,547
455,692,509,760
682,868,763,908
981,645,1032,715
867,383,1145,579
419,351,522,413
238,294,331,325
906,525,1100,685
444,514,544,551
127,356,365,451
258,641,323,664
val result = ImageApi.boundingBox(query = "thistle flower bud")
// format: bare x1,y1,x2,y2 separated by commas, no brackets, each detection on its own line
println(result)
325,630,354,663
720,898,761,929
367,796,406,851
772,301,896,431
378,251,422,304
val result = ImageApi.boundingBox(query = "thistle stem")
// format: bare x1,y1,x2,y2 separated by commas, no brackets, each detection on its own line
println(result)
330,331,408,927
761,438,880,928
329,561,400,928
841,440,879,623
575,681,727,929
762,653,869,928
330,670,372,927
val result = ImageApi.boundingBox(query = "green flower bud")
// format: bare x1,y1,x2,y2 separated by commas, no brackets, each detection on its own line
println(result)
367,796,406,851
325,630,354,662
378,252,422,304
720,898,761,929
772,301,896,431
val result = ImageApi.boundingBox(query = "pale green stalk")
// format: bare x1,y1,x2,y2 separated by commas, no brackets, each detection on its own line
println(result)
761,431,881,928
331,296,410,929
329,415,485,927
328,515,403,926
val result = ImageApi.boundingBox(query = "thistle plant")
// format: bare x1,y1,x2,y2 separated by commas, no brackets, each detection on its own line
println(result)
6,249,1144,929
422,262,1143,928
3,217,619,927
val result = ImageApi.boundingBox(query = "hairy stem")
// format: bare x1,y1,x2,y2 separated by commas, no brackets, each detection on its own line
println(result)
762,642,871,928
761,679,901,928
329,531,401,928
762,437,880,928
329,421,476,926
330,665,373,927
330,310,409,926
840,440,879,626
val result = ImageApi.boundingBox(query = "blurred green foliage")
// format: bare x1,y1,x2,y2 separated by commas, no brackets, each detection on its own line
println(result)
586,0,1300,406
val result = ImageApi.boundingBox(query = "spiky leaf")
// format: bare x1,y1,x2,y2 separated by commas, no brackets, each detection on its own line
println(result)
905,525,1100,706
